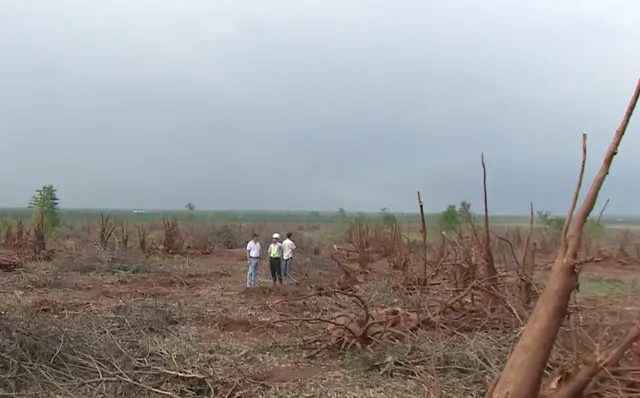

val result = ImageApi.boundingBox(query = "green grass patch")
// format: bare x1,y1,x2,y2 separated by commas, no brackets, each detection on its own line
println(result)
0,208,607,226
578,277,640,295
2,207,640,227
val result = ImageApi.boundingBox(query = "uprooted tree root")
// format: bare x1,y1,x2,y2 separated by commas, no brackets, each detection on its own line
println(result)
267,285,515,350
258,278,640,396
326,306,419,350
261,287,524,394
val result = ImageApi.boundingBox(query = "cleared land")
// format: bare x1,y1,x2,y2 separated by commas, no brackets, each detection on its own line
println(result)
1,211,640,397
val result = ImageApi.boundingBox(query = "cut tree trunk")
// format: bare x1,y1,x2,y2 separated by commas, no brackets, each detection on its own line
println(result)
488,78,640,398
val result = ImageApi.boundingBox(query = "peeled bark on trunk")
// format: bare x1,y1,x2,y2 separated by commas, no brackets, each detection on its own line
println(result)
488,78,640,398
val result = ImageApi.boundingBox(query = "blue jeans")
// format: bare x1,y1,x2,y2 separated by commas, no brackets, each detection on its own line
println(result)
283,258,294,278
247,257,260,287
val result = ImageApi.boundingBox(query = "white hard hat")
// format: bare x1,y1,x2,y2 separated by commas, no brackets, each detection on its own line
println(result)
272,233,280,239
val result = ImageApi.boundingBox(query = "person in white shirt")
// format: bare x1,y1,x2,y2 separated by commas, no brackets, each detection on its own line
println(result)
267,233,283,285
282,232,297,279
246,233,261,288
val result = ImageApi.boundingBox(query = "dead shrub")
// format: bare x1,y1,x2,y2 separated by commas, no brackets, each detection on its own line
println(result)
292,233,324,256
117,220,130,250
137,225,149,254
31,211,46,258
213,224,241,249
98,212,116,249
162,217,184,254
345,214,373,270
184,220,217,254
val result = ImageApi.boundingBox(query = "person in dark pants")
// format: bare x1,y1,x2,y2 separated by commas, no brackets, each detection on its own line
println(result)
268,233,283,285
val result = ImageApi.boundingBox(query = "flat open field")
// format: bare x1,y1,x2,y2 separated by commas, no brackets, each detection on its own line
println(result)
2,211,640,397
2,251,431,397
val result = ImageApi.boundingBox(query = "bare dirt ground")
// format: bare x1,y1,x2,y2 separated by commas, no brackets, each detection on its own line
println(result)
0,250,432,397
2,246,640,397
581,260,640,278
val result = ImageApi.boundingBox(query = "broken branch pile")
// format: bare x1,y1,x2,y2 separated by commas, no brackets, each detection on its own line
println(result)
0,302,226,397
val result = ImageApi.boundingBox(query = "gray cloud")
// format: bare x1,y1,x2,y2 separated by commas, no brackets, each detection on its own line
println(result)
0,0,638,214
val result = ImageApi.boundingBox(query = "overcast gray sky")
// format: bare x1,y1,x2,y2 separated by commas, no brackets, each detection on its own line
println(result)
0,0,638,214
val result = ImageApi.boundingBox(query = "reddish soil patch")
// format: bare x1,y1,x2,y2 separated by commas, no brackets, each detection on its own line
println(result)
581,260,640,278
238,284,310,298
215,315,263,333
212,249,247,262
253,365,324,382
118,275,206,289
154,269,231,279
194,314,269,334
72,274,216,302
30,297,96,315
537,260,640,281
194,314,295,335
83,287,167,301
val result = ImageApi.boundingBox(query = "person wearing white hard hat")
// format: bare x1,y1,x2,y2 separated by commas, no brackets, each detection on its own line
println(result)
268,233,283,285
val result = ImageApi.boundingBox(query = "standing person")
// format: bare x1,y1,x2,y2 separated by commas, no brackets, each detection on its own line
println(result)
268,233,283,285
282,232,297,279
246,233,261,288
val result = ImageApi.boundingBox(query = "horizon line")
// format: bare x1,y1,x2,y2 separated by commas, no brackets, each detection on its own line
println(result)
1,206,640,219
